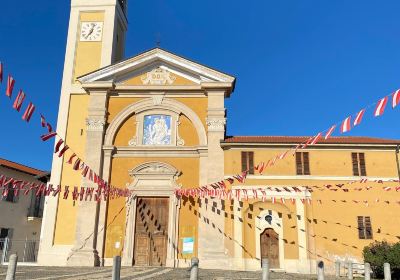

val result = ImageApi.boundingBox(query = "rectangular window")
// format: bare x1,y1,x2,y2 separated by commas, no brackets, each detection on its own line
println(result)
0,228,9,250
1,184,17,203
241,151,254,174
296,152,310,175
352,153,367,176
357,216,373,239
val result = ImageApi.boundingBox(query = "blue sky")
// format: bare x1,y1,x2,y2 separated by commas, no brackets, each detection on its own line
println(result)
1,0,400,171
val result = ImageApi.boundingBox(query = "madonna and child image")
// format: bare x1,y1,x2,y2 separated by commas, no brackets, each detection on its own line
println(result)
143,114,172,145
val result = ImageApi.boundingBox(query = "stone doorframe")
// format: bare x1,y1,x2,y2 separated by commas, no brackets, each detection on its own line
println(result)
255,210,284,269
122,161,181,267
232,186,310,272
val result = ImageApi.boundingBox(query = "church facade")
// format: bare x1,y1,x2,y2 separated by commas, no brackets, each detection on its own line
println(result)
38,0,400,273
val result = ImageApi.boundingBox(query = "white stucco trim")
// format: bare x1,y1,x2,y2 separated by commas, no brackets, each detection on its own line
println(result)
225,175,399,182
104,97,207,146
122,161,180,267
78,48,235,84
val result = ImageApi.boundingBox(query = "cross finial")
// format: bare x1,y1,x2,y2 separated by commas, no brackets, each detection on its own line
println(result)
156,32,161,47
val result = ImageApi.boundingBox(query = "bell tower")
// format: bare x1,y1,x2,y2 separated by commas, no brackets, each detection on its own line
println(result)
38,0,127,266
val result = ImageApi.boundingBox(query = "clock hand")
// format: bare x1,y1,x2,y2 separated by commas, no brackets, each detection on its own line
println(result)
85,26,95,39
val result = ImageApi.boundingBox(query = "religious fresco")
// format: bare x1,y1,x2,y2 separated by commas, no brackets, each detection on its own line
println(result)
143,115,172,145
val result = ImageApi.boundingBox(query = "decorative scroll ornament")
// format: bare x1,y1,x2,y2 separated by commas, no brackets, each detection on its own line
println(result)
176,120,185,146
206,118,226,132
86,118,105,131
141,68,176,85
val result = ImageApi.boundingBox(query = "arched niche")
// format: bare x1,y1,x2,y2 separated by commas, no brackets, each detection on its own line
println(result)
105,97,207,147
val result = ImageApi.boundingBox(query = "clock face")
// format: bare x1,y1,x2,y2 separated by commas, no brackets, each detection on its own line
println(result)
80,22,103,41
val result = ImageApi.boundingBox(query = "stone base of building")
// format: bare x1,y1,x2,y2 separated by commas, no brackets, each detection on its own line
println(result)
66,248,100,267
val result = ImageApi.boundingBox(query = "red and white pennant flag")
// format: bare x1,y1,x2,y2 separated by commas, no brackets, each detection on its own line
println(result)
340,117,351,133
0,62,3,83
392,89,400,109
374,96,388,117
6,75,15,97
353,109,365,126
324,125,336,139
310,133,322,145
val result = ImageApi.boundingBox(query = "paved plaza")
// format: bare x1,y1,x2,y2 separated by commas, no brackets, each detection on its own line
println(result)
0,266,346,280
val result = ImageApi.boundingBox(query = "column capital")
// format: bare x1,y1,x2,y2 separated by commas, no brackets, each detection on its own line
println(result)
86,118,106,132
206,117,226,132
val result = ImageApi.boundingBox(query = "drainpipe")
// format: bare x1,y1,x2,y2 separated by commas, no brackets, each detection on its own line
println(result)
396,145,400,181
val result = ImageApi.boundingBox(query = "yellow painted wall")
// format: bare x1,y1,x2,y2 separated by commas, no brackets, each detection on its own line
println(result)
54,94,89,245
224,148,399,177
173,97,208,131
107,97,143,124
224,147,400,262
73,12,105,80
104,157,199,259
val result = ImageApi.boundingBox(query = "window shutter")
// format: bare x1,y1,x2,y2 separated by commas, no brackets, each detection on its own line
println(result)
364,216,372,239
296,152,303,175
303,152,310,175
248,152,254,174
352,153,359,176
357,216,365,239
241,152,248,172
359,153,367,176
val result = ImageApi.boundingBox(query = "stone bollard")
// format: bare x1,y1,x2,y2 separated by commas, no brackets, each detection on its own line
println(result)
5,254,18,280
384,263,391,280
190,257,199,280
112,256,121,280
317,261,325,280
364,262,371,280
262,258,269,280
347,261,353,279
335,261,340,277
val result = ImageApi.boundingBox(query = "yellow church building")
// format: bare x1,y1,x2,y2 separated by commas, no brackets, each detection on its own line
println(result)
38,0,400,273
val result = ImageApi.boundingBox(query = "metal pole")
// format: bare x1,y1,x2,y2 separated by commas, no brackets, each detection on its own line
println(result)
384,263,391,280
262,258,269,280
364,262,371,280
348,261,353,279
335,261,340,277
396,145,400,182
317,261,325,280
5,254,18,280
190,257,199,280
112,256,121,280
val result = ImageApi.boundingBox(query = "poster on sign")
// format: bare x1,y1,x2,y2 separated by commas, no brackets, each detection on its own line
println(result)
182,237,194,254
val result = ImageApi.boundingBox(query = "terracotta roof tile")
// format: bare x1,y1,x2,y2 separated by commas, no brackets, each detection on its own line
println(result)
223,136,400,145
0,158,47,176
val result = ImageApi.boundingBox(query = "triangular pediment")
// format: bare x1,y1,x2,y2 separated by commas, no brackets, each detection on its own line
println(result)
77,48,236,87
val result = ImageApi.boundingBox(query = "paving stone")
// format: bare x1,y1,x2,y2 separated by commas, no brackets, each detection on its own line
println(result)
0,265,351,279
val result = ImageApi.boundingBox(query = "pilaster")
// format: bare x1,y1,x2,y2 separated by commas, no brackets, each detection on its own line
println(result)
198,90,228,268
67,86,110,266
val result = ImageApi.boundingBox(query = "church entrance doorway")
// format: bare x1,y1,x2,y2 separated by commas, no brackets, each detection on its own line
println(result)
133,197,169,266
260,228,280,268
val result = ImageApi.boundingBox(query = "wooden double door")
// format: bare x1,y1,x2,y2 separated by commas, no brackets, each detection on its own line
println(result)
260,228,280,268
133,197,169,266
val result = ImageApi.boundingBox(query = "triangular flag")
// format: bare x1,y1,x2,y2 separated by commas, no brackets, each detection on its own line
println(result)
324,125,336,139
22,102,35,122
340,117,351,133
353,109,365,126
392,89,400,109
374,96,388,117
6,75,15,98
13,90,26,112
310,133,322,145
0,62,3,83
